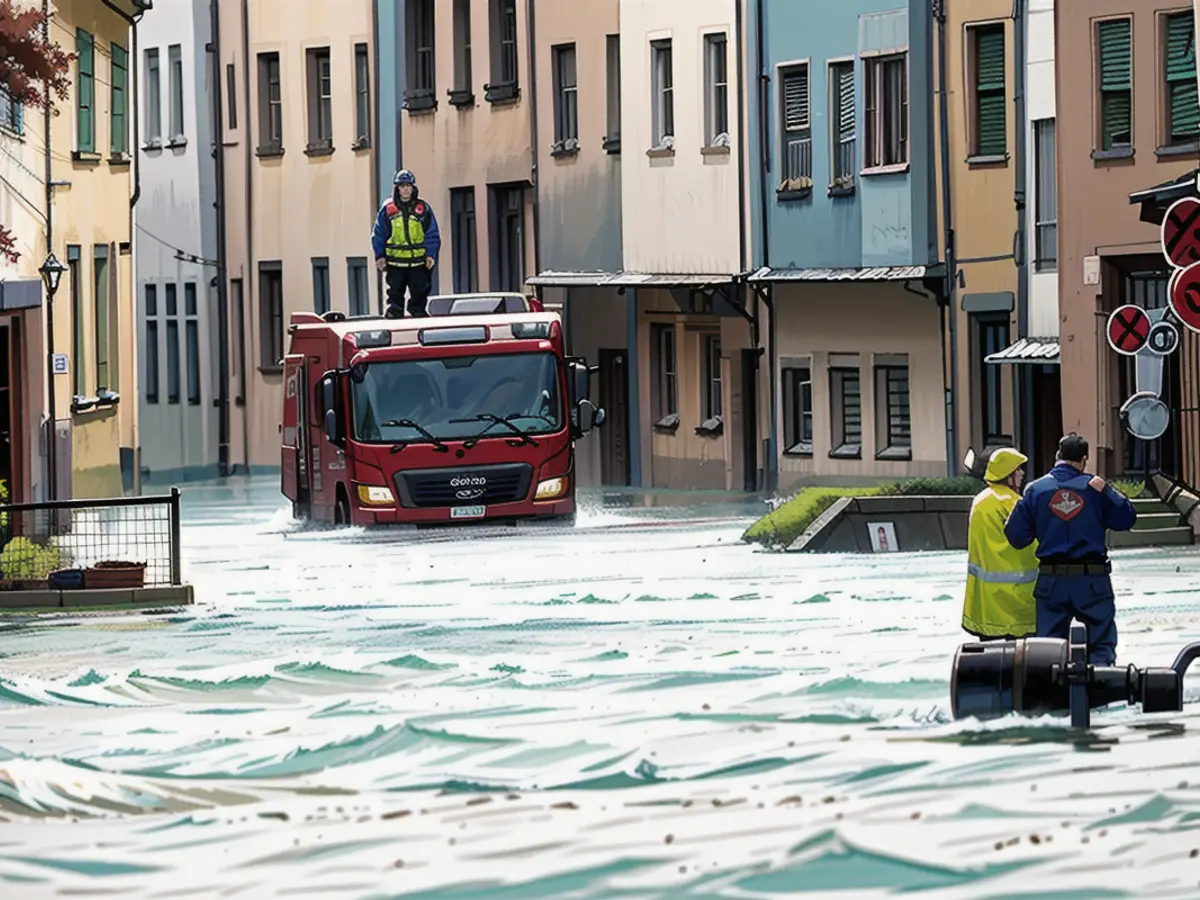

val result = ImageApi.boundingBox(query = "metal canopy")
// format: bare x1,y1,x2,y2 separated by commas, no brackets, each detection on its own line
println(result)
985,336,1060,365
747,264,942,283
1129,169,1200,225
526,271,736,288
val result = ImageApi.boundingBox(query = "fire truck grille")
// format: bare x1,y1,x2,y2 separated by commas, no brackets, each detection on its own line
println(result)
397,463,534,508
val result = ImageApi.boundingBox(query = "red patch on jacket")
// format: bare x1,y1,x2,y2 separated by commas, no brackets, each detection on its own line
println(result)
1048,489,1084,521
414,202,425,215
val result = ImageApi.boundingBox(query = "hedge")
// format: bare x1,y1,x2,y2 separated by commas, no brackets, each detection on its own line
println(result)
742,476,1147,551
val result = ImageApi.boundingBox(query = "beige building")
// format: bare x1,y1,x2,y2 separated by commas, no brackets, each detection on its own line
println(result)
215,0,377,468
0,0,146,504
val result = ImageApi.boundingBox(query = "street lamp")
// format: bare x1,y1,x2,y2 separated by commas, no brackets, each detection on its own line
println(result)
39,251,66,502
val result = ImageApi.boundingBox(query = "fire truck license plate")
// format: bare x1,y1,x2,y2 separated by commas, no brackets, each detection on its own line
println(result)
451,505,486,519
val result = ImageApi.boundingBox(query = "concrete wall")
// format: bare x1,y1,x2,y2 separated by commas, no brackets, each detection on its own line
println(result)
51,0,141,498
1056,0,1197,474
217,0,377,468
774,282,946,486
534,0,622,273
1027,0,1057,339
136,0,219,483
619,0,740,275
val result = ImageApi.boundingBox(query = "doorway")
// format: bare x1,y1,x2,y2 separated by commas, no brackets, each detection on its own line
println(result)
596,348,630,486
1030,364,1062,475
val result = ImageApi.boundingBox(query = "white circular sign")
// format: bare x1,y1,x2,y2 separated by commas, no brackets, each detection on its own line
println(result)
1123,396,1171,441
1148,320,1181,356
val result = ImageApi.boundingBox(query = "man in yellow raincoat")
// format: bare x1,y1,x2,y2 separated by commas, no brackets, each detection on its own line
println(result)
962,447,1039,639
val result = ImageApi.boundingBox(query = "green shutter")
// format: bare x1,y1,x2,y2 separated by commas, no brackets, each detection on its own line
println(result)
1167,13,1200,141
1098,19,1131,90
76,29,94,152
1101,92,1132,149
111,43,127,154
975,26,1006,156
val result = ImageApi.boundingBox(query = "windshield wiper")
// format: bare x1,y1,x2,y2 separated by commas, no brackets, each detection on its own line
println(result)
380,418,451,453
450,413,540,448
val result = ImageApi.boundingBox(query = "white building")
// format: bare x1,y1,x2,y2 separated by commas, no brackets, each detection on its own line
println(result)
136,0,222,482
1027,0,1056,341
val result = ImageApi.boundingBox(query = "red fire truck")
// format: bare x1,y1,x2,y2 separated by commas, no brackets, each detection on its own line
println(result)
280,293,605,527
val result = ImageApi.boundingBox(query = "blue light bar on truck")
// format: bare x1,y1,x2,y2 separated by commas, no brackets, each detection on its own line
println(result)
352,330,392,348
418,325,489,346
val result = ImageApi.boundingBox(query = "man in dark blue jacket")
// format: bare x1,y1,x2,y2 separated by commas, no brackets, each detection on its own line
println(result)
1004,433,1137,665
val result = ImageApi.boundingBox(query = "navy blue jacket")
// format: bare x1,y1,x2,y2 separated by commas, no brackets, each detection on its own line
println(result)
1005,463,1137,562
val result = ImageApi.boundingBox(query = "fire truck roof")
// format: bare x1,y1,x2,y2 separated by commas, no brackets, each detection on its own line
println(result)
288,293,560,341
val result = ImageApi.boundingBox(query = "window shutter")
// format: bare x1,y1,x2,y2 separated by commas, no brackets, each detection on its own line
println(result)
975,27,1005,156
837,65,854,139
1167,13,1200,140
13,100,21,134
1098,19,1132,91
782,66,808,132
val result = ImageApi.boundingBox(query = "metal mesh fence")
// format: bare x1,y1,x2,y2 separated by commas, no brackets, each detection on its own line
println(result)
0,491,181,591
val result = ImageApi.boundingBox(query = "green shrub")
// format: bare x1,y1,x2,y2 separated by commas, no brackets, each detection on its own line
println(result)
742,477,984,551
0,536,73,582
1111,478,1145,499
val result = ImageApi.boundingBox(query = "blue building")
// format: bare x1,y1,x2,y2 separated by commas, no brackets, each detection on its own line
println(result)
747,0,950,487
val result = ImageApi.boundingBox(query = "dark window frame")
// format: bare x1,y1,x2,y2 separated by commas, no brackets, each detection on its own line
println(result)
829,61,856,190
68,246,84,397
977,314,1010,445
347,257,370,316
354,43,370,146
1096,17,1132,153
93,245,110,391
863,52,908,169
604,34,621,153
312,257,330,314
168,42,184,140
76,29,94,153
1163,11,1200,148
701,333,722,422
485,0,520,103
405,0,437,112
145,284,159,405
703,32,729,146
1033,117,1057,272
968,23,1006,160
259,261,284,372
778,63,812,190
873,359,912,461
450,187,479,293
305,46,333,151
781,364,813,456
111,43,128,155
649,322,677,426
450,0,473,105
551,43,578,148
489,183,525,291
145,47,161,141
650,38,674,146
226,62,237,130
829,365,862,459
166,317,181,405
256,51,283,155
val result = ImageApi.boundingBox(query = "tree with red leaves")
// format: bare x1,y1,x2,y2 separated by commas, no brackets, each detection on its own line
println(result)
0,0,72,264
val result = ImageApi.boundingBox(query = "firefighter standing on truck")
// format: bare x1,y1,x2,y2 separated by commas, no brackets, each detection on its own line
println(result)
372,169,441,318
962,447,1040,642
1004,433,1137,665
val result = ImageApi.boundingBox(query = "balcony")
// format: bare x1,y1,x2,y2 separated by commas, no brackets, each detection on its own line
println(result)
777,135,812,201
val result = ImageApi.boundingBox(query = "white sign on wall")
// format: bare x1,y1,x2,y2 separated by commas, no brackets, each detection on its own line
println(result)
1083,255,1101,286
51,353,68,375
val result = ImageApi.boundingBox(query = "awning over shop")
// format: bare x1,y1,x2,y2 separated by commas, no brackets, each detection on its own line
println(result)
985,336,1060,365
747,264,944,282
526,271,737,288
0,278,43,312
1130,169,1200,225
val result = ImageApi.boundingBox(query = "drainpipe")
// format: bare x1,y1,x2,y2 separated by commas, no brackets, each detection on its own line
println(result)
934,0,959,477
526,0,541,279
735,0,758,491
1012,0,1031,466
755,0,777,490
41,0,55,502
211,0,231,475
735,0,747,274
239,0,252,472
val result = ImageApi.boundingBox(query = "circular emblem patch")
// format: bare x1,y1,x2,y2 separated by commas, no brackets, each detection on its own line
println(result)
1049,489,1085,521
415,202,425,214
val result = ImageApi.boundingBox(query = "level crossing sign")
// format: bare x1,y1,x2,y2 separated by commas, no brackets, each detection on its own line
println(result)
1169,260,1200,333
1162,197,1200,268
1106,304,1151,355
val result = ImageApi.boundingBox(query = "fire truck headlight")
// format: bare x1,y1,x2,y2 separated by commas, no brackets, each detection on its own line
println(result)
534,477,567,500
355,484,395,506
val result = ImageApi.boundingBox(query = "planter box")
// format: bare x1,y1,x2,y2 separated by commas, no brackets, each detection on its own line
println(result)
84,563,146,589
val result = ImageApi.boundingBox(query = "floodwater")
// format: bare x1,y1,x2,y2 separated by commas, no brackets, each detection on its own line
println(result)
2,479,1200,898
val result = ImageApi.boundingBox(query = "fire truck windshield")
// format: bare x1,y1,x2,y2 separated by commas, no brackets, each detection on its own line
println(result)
350,351,564,444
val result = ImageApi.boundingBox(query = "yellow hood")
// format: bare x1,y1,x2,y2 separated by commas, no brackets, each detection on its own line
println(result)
984,447,1027,483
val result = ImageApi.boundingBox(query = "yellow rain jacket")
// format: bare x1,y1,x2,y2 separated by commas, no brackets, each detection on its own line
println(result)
962,448,1039,638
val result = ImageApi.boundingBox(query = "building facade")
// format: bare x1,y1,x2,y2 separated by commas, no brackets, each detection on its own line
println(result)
136,0,221,484
0,0,147,504
749,0,946,489
214,0,378,469
1057,0,1200,478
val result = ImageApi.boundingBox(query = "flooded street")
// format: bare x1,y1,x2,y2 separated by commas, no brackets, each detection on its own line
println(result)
3,478,1200,897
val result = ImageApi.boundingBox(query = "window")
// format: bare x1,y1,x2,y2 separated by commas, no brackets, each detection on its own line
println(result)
257,52,282,150
703,33,728,145
551,44,578,146
779,64,811,187
829,358,862,457
94,245,109,391
168,43,184,139
487,0,519,102
977,315,1009,444
1164,12,1200,147
68,246,84,397
970,24,1006,158
450,187,478,293
259,262,284,369
650,323,677,422
165,282,177,316
864,53,907,167
145,310,160,406
605,34,621,151
347,258,370,316
1096,18,1132,151
226,63,237,130
312,258,330,314
1033,118,1057,272
111,43,127,154
702,334,722,421
185,281,197,316
231,277,245,387
490,184,525,291
829,61,855,187
76,29,94,152
650,39,673,145
305,47,332,147
781,365,813,455
0,88,23,135
452,0,472,100
405,0,436,110
874,356,911,460
146,48,161,140
166,319,180,404
354,44,370,144
186,320,200,406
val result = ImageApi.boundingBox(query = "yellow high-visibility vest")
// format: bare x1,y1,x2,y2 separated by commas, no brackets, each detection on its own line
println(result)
962,482,1039,637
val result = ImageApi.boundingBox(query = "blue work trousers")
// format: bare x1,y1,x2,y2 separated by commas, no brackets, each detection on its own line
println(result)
1033,573,1117,665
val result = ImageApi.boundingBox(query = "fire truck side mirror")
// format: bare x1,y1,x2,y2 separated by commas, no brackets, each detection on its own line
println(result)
320,374,343,446
569,361,590,405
